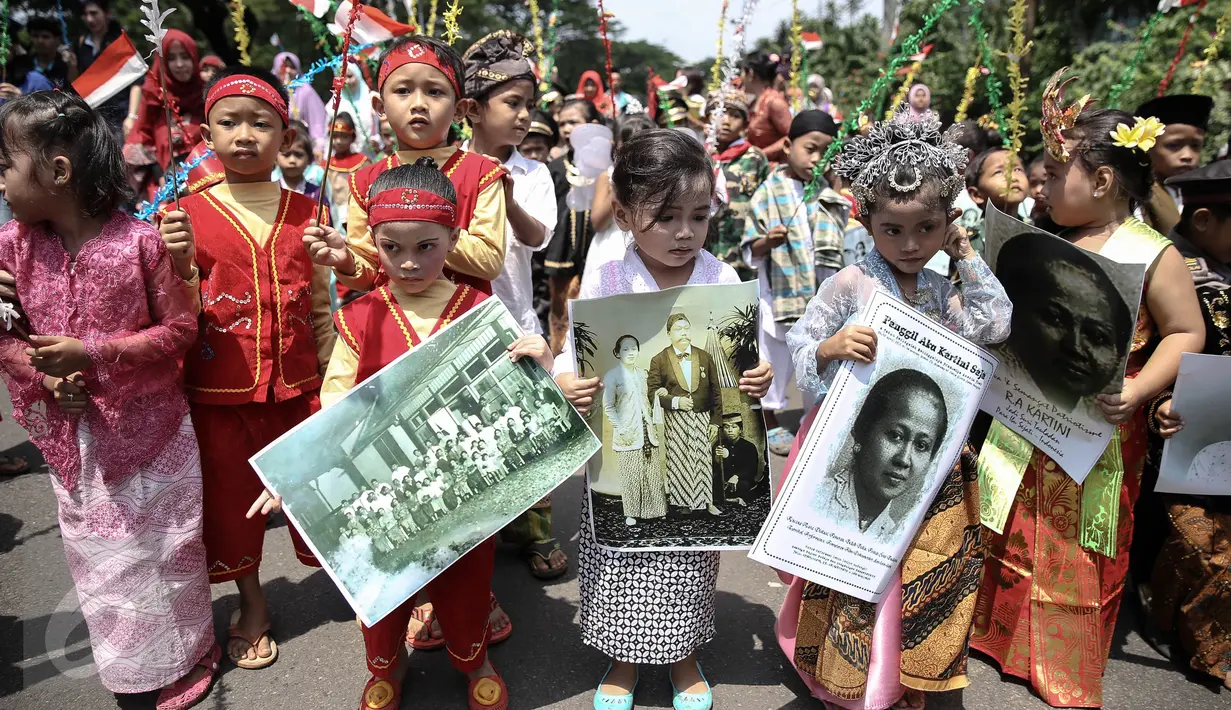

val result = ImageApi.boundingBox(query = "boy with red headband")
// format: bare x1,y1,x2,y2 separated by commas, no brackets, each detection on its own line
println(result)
303,35,507,296
320,158,547,710
158,67,335,671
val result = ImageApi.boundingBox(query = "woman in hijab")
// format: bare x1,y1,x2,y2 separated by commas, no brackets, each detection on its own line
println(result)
272,51,328,154
122,29,204,199
339,63,379,157
907,83,931,121
576,69,612,117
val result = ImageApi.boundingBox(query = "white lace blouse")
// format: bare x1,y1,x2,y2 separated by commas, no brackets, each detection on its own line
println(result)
785,249,1013,397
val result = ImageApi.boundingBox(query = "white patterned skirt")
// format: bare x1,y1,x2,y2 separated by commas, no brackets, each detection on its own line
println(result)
578,489,719,663
664,410,713,510
51,415,214,693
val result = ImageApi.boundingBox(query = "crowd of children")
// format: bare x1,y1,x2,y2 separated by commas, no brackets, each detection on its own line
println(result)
0,17,1228,710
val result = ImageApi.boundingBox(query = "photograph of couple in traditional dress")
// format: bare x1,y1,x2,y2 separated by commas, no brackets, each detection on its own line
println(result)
980,204,1148,482
569,281,770,551
251,300,599,624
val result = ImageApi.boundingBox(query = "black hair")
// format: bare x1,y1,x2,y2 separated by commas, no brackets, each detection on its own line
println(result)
1067,108,1154,210
1178,202,1231,231
369,156,457,205
612,129,714,230
285,120,314,156
951,120,993,156
25,16,59,37
742,51,778,84
679,67,705,97
0,91,131,217
616,114,655,146
1028,155,1046,174
378,35,466,98
81,0,109,12
203,66,292,124
997,231,1134,360
559,97,603,125
612,334,640,356
853,369,947,456
335,112,356,130
965,147,1009,188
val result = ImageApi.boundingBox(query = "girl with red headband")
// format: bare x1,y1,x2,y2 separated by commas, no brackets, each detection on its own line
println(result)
319,157,549,710
157,66,336,673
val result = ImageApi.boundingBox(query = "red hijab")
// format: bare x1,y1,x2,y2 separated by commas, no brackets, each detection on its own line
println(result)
131,29,204,167
576,70,612,117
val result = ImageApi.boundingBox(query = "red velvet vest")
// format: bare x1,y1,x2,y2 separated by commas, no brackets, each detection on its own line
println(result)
182,189,323,404
334,283,488,383
349,149,507,295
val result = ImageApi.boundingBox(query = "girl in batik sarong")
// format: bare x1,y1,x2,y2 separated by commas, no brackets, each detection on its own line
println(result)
971,71,1205,709
776,106,1012,710
0,92,220,709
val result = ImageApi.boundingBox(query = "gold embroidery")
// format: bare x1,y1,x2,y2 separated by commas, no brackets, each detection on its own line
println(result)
379,286,417,348
268,193,321,390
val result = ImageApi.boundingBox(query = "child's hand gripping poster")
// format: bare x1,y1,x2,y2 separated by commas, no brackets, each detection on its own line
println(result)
750,290,997,603
249,299,600,625
569,280,772,551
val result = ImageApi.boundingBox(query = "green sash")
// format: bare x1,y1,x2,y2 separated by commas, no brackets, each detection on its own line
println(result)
977,219,1170,558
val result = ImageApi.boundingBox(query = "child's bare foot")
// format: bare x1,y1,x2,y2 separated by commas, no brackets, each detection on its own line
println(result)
893,689,926,709
407,599,443,646
600,659,638,695
228,577,276,668
670,654,707,695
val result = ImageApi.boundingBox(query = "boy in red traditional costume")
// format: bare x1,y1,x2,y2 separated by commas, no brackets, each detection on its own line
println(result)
316,158,549,710
303,35,508,296
157,67,336,671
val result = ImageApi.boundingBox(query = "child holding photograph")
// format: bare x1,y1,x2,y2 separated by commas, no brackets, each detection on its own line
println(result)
317,158,553,710
972,71,1206,709
157,67,334,671
554,129,773,710
776,107,1012,710
0,91,219,709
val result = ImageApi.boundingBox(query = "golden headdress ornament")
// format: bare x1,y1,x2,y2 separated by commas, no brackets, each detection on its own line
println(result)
1040,67,1094,162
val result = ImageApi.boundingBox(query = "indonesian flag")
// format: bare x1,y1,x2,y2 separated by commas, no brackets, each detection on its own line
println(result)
288,0,330,17
330,2,416,45
71,32,148,108
1159,0,1203,11
801,31,823,51
909,44,934,64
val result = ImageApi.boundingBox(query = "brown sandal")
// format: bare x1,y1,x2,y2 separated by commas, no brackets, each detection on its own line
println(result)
227,609,278,669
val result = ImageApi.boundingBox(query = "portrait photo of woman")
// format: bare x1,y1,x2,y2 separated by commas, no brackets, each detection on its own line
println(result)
995,231,1136,416
601,335,667,527
815,369,951,543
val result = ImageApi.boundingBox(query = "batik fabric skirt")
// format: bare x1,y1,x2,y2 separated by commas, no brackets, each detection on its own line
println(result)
971,414,1147,708
616,447,667,520
51,415,214,693
664,410,712,510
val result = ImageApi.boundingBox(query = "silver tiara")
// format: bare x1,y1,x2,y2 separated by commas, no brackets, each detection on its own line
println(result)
835,105,968,215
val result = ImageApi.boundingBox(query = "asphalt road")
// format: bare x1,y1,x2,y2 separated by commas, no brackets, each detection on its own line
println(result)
1,384,1228,710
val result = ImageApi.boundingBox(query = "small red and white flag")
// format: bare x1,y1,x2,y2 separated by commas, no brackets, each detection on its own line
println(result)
330,2,416,45
800,31,823,52
909,44,934,64
288,0,330,17
1158,0,1204,12
71,32,148,108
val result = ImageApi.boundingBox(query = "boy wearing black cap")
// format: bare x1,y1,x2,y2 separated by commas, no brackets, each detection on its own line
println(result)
1135,94,1215,234
706,90,770,281
1164,160,1231,353
743,109,849,454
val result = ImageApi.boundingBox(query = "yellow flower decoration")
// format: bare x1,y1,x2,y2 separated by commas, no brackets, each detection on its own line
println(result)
1110,116,1166,152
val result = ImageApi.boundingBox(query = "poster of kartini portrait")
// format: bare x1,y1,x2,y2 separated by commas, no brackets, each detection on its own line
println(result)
979,204,1147,483
750,291,996,603
569,281,770,551
1156,353,1231,495
250,299,600,625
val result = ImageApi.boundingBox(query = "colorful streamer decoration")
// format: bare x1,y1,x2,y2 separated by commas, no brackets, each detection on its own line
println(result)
1161,0,1207,95
528,0,545,70
968,0,1007,138
286,41,379,92
1108,10,1166,107
707,0,729,94
230,0,252,66
954,64,981,123
815,0,960,179
0,0,11,83
442,0,463,45
427,0,439,37
788,0,803,112
1194,0,1231,94
134,149,214,221
597,0,615,119
1001,0,1033,198
705,0,760,153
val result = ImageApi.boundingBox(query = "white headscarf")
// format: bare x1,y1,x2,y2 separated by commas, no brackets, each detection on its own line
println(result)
340,63,378,157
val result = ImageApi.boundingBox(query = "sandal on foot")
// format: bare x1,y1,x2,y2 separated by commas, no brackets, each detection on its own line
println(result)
227,609,278,670
489,592,512,646
593,663,638,710
406,603,445,651
468,673,509,710
0,455,29,475
360,674,402,710
155,644,221,710
525,539,568,580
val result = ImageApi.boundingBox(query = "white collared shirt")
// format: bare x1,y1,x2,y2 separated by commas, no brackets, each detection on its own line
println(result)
464,146,557,334
674,345,694,388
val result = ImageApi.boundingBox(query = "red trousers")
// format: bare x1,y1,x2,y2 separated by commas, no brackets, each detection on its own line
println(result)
362,539,495,676
193,394,322,583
